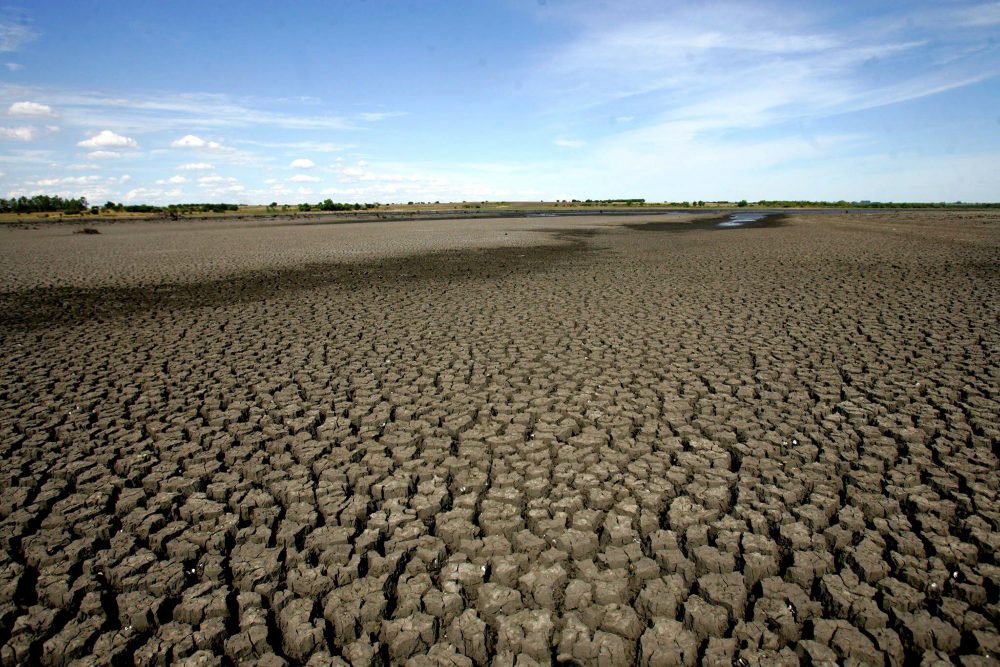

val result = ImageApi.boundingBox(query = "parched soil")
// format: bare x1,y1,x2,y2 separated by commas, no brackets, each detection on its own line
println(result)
0,211,998,666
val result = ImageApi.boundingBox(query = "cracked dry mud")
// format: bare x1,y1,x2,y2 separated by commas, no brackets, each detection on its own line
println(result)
1,211,998,666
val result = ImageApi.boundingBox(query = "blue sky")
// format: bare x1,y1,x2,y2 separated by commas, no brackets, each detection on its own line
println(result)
0,0,998,204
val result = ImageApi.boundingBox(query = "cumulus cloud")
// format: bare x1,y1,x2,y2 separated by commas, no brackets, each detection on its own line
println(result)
171,134,225,151
177,162,213,170
78,130,138,149
0,126,34,141
156,175,188,185
289,174,320,182
289,158,316,169
9,101,54,116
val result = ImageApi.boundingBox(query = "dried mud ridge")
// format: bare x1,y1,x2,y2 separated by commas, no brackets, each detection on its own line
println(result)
1,215,999,666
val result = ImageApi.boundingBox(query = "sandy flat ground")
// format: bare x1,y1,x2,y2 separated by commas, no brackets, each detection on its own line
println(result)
0,211,998,665
0,213,666,291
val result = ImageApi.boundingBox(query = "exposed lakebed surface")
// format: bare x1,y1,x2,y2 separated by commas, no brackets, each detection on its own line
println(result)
0,211,998,665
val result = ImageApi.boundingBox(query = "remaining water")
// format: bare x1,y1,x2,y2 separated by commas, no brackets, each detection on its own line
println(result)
718,212,767,227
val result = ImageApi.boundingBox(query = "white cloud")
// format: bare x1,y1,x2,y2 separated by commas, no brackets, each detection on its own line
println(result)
289,174,321,182
65,163,100,171
177,162,213,170
78,130,138,149
171,134,225,151
87,150,124,159
156,175,188,185
554,138,586,148
5,62,21,72
9,101,54,116
0,126,34,140
289,158,316,169
615,116,634,123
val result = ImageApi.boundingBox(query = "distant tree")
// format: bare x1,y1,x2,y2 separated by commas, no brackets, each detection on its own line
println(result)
64,198,86,214
737,199,748,207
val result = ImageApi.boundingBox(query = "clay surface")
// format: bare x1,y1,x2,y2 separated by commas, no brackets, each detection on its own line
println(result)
1,211,998,665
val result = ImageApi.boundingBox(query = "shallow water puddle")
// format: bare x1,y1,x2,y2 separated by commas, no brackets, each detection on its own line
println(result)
718,213,767,227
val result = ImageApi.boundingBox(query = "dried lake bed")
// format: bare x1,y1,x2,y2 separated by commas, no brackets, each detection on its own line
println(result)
1,210,998,665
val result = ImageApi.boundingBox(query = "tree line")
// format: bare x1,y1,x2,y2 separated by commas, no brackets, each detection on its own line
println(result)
0,196,244,215
0,195,90,214
296,199,380,212
102,202,239,214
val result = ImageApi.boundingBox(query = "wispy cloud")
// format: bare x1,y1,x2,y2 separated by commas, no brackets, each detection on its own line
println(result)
534,0,998,165
951,2,1000,27
87,150,126,159
236,139,354,153
0,18,37,52
357,111,408,122
0,86,367,134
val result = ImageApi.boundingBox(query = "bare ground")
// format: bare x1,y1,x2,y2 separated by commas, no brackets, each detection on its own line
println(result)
0,211,998,666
